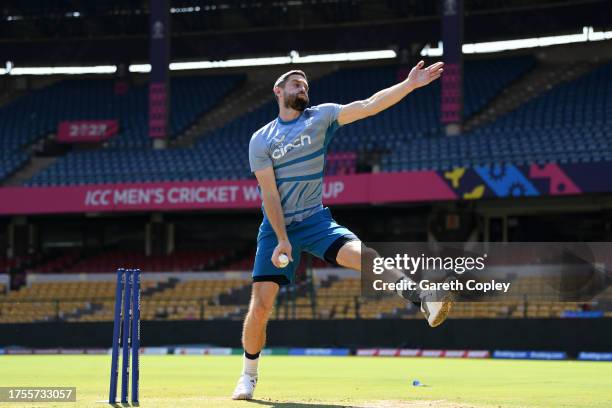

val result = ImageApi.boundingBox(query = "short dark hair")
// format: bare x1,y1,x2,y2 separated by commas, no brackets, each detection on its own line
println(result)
273,69,308,89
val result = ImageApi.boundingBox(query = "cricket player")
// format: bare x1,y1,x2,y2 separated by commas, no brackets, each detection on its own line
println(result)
233,60,448,400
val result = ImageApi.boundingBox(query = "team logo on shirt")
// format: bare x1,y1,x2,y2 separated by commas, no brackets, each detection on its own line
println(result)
271,133,286,144
272,134,312,159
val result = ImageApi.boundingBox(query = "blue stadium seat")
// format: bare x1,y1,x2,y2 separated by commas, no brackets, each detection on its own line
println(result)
15,55,612,186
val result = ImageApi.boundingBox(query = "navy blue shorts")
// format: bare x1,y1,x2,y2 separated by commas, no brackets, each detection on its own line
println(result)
252,207,358,285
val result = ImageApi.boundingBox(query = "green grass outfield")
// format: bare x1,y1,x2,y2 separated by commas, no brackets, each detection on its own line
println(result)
0,355,610,408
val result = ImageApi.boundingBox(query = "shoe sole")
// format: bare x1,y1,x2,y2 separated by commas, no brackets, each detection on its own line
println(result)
232,394,252,400
429,293,454,328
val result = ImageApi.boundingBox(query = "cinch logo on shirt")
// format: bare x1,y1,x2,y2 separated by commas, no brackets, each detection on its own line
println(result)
272,134,312,159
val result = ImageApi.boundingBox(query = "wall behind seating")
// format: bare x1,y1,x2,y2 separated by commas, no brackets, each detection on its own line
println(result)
0,318,609,356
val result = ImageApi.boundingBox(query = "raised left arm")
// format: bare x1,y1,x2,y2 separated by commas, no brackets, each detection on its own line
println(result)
337,60,444,126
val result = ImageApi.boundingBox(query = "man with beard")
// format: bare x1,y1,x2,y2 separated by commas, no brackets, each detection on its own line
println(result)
233,62,447,400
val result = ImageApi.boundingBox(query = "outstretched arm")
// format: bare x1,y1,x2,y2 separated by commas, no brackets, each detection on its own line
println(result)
337,60,444,126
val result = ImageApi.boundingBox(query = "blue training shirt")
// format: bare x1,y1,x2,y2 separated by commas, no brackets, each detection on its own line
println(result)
249,103,343,226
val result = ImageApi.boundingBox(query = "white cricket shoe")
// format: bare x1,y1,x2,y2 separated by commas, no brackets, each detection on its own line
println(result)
231,374,257,400
420,290,454,327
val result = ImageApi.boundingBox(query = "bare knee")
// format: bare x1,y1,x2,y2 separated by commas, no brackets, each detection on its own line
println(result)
244,281,278,325
248,299,273,323
336,240,362,270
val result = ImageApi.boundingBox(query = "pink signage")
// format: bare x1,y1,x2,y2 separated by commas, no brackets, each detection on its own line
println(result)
149,82,168,139
370,171,458,202
0,172,458,215
57,120,119,143
441,63,462,124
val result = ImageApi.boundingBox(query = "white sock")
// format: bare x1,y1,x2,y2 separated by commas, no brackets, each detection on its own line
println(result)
243,353,259,377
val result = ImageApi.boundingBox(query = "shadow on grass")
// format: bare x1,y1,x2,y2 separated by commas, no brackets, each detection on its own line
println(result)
247,399,362,408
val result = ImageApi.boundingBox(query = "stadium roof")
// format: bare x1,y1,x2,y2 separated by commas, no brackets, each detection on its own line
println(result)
0,0,609,64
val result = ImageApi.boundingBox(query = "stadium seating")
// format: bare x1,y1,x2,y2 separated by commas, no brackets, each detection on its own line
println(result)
222,256,254,271
462,56,535,117
4,248,244,277
107,75,244,149
0,254,44,274
272,273,607,320
10,56,612,186
310,55,535,154
310,277,360,319
308,277,411,319
82,294,250,323
0,258,18,273
0,75,242,151
1,269,609,323
0,280,154,323
382,61,612,171
0,151,29,181
2,74,242,186
0,277,250,323
63,249,236,273
29,250,82,274
21,56,535,186
144,278,250,320
326,152,357,175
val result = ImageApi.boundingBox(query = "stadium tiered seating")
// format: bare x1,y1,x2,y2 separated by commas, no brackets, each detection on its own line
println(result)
17,74,243,186
64,249,235,273
1,75,241,151
462,56,534,117
145,278,250,320
8,281,114,300
382,61,612,172
312,278,358,319
0,254,43,273
0,258,18,273
106,75,243,149
382,127,611,171
0,280,156,323
0,272,606,323
0,301,60,323
20,56,534,186
358,297,408,319
326,152,357,175
26,134,254,186
0,151,29,181
87,277,249,321
0,277,250,323
311,56,534,154
221,248,330,271
222,256,253,271
30,250,83,274
277,273,603,320
309,278,412,319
